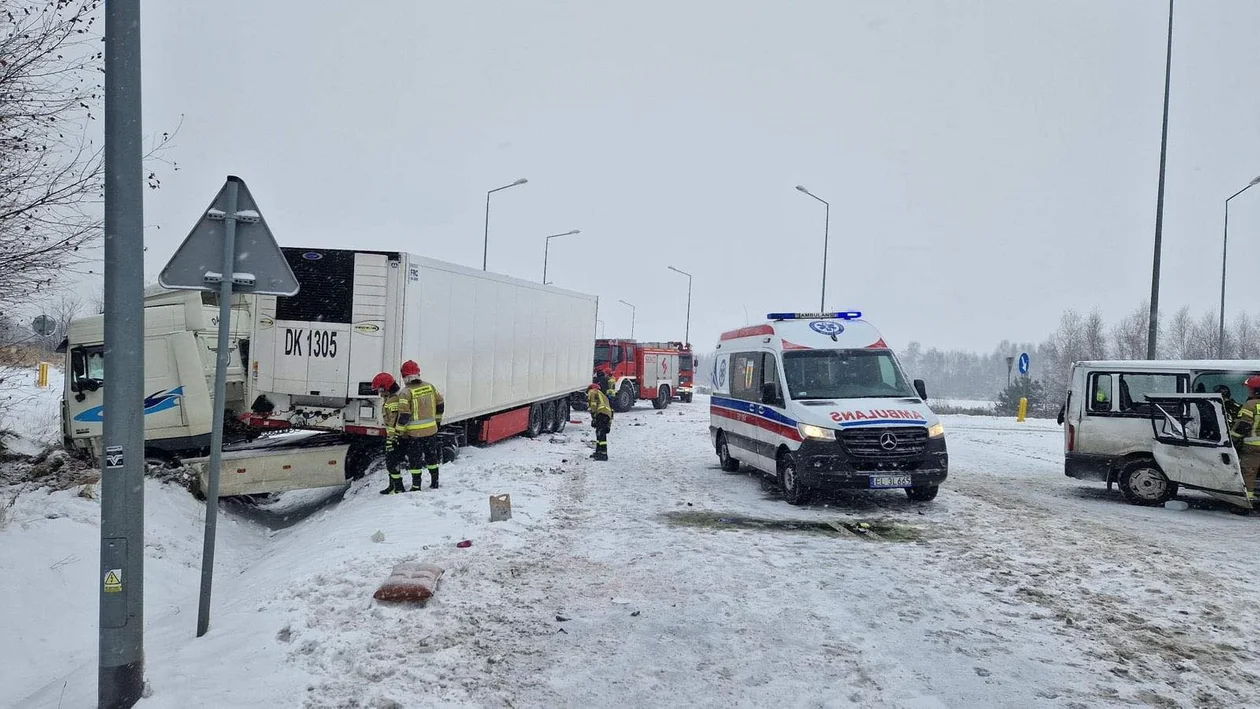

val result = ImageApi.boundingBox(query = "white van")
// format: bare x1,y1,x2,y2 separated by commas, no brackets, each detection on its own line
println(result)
709,312,947,505
1061,359,1260,505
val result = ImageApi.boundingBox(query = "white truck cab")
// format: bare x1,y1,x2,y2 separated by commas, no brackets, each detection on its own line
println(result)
61,287,254,461
709,312,947,504
1061,359,1260,506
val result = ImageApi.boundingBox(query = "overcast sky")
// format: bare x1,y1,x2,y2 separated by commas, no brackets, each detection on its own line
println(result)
116,0,1260,353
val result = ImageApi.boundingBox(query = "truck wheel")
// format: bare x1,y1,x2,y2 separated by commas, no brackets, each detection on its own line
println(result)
779,453,810,506
717,432,741,472
681,393,693,404
1119,457,1176,506
554,399,570,432
614,386,634,413
653,385,671,409
540,400,557,434
441,439,459,464
906,485,939,502
345,440,380,480
525,404,544,438
571,393,588,412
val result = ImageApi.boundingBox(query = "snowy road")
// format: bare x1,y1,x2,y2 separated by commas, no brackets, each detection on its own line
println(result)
7,396,1260,708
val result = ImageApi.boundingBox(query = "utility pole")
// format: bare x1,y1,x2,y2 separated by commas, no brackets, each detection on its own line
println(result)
1146,0,1175,359
100,1,146,706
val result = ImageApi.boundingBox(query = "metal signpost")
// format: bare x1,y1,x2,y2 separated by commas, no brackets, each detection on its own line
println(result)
159,176,299,637
100,1,147,706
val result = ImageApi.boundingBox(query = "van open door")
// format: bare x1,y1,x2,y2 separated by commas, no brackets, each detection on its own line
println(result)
1147,394,1251,509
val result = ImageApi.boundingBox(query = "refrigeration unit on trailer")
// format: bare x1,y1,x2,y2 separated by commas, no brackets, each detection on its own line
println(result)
708,311,947,505
243,247,598,475
60,287,256,462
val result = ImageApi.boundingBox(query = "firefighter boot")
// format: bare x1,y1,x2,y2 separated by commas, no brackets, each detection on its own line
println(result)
409,472,425,492
380,475,404,495
594,442,609,461
429,467,440,489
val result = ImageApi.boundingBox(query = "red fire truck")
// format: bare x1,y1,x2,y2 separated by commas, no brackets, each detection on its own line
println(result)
594,339,683,412
639,341,694,403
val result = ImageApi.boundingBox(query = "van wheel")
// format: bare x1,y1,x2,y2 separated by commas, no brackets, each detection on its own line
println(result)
653,385,671,409
717,433,740,472
1119,458,1176,506
906,485,939,502
779,453,810,505
554,399,570,433
524,404,544,438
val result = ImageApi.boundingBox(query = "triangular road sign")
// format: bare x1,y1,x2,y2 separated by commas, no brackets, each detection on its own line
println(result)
159,176,300,296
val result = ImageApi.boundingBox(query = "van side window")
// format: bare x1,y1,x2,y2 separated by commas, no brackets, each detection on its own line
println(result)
1118,373,1182,416
762,354,784,407
1090,374,1113,413
730,352,761,402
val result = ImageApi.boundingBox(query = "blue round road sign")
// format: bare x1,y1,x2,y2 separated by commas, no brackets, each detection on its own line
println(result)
1018,352,1030,375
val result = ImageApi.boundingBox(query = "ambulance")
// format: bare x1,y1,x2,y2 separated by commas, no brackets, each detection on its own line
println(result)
709,312,947,505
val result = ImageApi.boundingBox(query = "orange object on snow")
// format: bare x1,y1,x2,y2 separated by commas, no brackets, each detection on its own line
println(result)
373,562,444,603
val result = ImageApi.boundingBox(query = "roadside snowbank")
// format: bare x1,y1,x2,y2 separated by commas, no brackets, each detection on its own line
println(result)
0,363,64,456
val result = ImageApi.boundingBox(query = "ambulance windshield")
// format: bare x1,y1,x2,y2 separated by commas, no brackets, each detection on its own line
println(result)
782,349,917,400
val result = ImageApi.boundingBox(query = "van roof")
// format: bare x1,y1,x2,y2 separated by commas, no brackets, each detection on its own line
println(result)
717,314,887,351
1076,359,1260,371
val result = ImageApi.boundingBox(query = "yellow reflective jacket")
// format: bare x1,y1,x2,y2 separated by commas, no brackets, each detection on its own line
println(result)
382,391,410,436
1233,398,1260,447
403,380,444,437
588,388,612,417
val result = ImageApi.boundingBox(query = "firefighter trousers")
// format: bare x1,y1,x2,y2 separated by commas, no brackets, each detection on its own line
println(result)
593,413,610,460
1238,448,1260,495
406,435,441,483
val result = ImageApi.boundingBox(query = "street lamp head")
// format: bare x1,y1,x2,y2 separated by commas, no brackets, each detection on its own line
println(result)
619,299,634,307
1250,176,1260,186
795,185,809,194
513,178,528,186
668,265,691,277
567,229,581,235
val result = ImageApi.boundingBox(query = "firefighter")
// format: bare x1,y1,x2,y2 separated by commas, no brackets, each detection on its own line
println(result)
1218,384,1241,431
1230,376,1260,503
373,372,411,495
400,359,445,490
594,366,613,399
588,383,612,461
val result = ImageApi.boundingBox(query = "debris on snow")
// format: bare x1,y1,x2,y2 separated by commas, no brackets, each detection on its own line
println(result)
456,539,472,548
1164,500,1189,511
372,562,444,604
371,530,385,543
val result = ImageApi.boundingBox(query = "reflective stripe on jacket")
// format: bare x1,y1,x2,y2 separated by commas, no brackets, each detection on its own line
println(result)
404,381,443,437
1235,399,1260,447
382,393,409,435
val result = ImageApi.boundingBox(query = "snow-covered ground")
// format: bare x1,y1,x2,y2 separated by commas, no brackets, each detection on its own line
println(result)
7,395,1260,708
0,363,64,455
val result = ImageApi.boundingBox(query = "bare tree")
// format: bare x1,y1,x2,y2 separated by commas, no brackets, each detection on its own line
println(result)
1083,309,1108,360
1164,306,1194,359
0,1,176,313
1235,313,1259,359
1110,301,1151,360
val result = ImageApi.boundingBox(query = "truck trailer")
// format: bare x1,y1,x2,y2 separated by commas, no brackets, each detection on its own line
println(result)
240,247,598,480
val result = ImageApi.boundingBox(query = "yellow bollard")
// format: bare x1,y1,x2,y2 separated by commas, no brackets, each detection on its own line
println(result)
1017,397,1028,423
37,361,50,389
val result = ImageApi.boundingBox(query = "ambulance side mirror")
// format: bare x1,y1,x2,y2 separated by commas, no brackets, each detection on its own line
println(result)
913,379,928,401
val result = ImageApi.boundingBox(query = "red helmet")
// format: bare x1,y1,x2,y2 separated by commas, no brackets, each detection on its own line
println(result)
589,383,601,390
400,360,421,377
372,372,396,392
1246,375,1260,392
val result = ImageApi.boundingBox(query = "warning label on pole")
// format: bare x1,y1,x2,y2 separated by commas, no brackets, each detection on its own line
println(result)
105,445,124,469
104,568,123,593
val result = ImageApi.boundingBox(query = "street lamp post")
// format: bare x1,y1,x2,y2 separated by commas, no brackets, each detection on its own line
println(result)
619,299,635,339
667,266,692,345
1146,0,1175,359
482,178,528,271
1218,175,1260,356
795,185,831,311
542,229,580,284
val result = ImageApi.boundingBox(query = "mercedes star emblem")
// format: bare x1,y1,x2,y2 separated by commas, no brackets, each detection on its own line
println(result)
879,432,899,450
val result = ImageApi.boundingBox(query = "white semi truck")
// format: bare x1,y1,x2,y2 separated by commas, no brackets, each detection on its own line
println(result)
61,248,599,496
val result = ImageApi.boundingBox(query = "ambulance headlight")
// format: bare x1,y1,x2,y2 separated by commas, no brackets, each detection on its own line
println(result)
797,423,836,441
928,422,945,438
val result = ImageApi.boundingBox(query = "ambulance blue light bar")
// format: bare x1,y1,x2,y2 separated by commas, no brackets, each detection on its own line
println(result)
767,311,862,321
